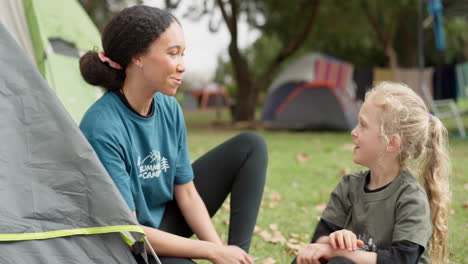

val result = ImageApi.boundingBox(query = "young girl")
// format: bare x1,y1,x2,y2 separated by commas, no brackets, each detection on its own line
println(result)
294,82,450,264
79,5,267,264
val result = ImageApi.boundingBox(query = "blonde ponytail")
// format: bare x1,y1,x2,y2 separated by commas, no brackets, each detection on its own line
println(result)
419,116,451,264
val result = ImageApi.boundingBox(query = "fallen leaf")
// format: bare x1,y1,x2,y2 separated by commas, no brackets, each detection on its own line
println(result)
223,219,229,226
261,257,276,264
315,202,327,212
258,230,272,241
268,231,286,244
289,233,300,238
296,153,310,164
286,242,302,251
288,238,299,244
300,207,309,214
341,168,352,175
268,202,278,209
269,223,278,231
286,242,307,256
222,203,230,211
464,184,468,190
254,226,263,233
269,191,282,201
463,203,468,209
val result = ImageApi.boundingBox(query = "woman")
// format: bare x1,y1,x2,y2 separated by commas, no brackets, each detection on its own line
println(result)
79,5,267,264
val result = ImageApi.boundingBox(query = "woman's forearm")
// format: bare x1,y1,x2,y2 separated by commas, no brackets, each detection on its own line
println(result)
175,182,223,244
141,225,219,260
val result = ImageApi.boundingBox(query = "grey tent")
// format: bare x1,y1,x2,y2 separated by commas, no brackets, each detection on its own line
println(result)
262,53,359,131
0,23,147,263
262,82,359,131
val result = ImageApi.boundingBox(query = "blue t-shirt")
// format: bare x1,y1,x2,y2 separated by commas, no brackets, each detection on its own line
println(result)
80,92,194,228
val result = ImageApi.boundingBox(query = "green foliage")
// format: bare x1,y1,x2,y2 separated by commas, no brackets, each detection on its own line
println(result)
425,17,468,64
212,0,468,88
80,0,143,32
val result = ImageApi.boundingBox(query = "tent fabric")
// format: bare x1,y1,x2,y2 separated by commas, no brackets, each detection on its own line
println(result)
267,83,359,131
267,53,355,98
313,58,354,96
0,233,138,264
0,0,35,61
456,62,468,98
0,23,143,262
262,81,305,121
267,53,325,95
23,0,103,123
263,53,358,131
262,82,359,131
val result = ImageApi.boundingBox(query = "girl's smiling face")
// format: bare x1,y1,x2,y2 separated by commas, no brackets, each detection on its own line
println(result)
351,100,388,168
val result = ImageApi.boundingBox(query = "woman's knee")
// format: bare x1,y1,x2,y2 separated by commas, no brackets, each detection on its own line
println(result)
235,132,268,156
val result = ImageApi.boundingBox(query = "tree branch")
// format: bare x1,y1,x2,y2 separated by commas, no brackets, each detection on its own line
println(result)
216,0,236,36
363,3,385,45
261,0,321,82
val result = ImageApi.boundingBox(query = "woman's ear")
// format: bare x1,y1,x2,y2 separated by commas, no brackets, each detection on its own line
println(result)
131,55,143,68
386,134,401,153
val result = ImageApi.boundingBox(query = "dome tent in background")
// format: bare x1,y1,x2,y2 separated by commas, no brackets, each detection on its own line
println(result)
262,53,360,131
0,0,102,123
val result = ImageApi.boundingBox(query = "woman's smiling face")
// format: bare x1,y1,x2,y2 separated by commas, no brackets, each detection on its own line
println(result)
138,21,186,96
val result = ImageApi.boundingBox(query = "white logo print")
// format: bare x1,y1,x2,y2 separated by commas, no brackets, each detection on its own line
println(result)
137,150,170,179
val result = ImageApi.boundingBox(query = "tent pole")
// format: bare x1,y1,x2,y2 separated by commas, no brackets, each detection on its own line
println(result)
418,0,431,108
144,236,162,264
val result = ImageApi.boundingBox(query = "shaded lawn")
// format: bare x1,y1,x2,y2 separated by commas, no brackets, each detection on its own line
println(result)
184,110,468,264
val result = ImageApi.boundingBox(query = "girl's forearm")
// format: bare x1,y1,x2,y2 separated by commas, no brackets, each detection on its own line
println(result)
329,247,377,264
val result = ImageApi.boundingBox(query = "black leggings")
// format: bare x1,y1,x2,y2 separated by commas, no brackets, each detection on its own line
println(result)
149,132,268,264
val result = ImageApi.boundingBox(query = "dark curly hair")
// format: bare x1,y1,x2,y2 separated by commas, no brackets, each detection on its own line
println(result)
79,5,178,92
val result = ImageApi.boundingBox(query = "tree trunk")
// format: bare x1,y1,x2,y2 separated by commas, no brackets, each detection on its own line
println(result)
228,43,258,121
233,80,259,121
385,45,398,72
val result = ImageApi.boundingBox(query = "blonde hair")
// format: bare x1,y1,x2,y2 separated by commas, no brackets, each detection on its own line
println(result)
366,82,451,264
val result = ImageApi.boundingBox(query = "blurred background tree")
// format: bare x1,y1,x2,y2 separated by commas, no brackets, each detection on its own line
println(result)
80,0,143,31
81,0,468,122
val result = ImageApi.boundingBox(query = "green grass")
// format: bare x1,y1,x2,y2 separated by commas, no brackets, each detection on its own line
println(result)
184,110,468,264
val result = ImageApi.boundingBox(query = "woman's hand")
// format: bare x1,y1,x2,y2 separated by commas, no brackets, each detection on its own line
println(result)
328,229,363,251
210,245,254,264
297,243,332,264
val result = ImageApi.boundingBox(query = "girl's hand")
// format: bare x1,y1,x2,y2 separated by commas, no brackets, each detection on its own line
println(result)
210,245,254,264
328,229,364,251
297,243,332,264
